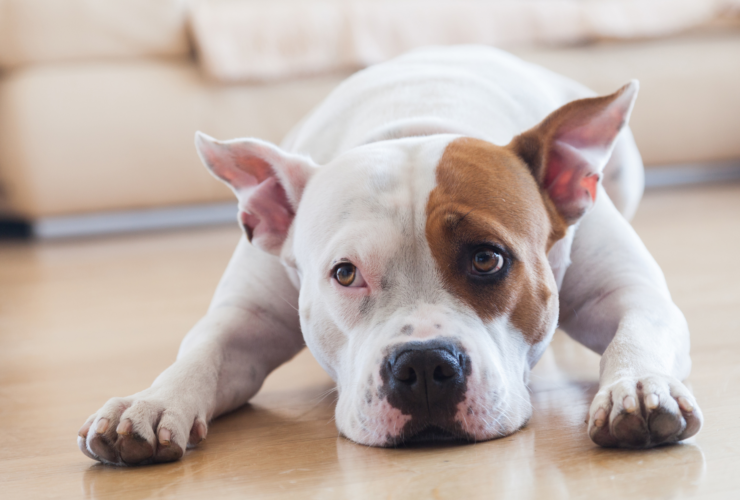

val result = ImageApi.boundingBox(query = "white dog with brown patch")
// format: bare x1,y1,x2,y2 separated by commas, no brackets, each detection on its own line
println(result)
78,46,702,465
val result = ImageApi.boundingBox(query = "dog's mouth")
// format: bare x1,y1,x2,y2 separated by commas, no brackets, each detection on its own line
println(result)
390,424,472,446
407,426,457,442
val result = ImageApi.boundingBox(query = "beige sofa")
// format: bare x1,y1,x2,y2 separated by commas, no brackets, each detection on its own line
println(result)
1,1,739,236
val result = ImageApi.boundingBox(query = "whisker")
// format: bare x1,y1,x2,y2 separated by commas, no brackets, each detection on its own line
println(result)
278,293,300,312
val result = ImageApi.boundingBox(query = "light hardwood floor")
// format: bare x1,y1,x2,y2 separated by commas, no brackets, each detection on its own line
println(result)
1,184,739,499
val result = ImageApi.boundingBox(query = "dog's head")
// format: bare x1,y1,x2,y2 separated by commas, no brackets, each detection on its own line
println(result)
196,83,637,445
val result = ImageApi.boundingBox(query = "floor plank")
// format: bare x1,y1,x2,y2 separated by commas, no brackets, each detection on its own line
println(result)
1,184,739,499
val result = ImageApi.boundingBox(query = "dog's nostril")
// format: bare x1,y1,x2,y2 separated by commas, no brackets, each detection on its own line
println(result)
433,365,454,382
392,361,417,384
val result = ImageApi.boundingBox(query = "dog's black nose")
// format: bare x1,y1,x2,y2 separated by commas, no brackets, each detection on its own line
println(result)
385,340,469,415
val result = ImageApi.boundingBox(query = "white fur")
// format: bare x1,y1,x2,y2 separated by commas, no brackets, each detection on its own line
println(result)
79,46,700,464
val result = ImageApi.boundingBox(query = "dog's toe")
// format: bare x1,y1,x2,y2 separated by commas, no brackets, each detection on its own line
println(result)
87,418,120,464
154,428,185,463
118,433,155,465
647,407,684,444
589,408,619,447
677,396,703,441
115,419,155,465
188,419,208,446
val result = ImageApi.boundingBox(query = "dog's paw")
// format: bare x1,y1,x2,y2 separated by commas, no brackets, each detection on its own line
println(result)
587,375,702,448
77,390,208,466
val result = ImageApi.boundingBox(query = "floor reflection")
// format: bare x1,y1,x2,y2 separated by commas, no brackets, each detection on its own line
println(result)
80,333,706,500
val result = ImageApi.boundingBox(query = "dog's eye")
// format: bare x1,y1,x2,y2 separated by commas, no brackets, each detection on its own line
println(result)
333,263,366,287
472,248,504,275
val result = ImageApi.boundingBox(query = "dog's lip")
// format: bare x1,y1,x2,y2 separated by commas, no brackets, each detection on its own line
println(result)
407,426,457,442
391,424,471,446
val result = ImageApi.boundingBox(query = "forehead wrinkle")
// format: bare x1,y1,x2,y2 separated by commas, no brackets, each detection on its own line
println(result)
319,218,402,269
435,204,525,258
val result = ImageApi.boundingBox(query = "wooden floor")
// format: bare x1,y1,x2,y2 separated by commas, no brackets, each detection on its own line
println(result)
1,184,739,499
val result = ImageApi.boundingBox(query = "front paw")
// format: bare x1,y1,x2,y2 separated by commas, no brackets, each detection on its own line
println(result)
588,375,702,448
77,390,208,466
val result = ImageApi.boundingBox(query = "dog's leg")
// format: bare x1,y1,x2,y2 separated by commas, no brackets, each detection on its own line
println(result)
558,188,703,448
77,237,302,465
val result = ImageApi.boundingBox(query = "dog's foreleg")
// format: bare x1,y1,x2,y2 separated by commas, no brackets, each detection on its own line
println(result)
558,188,702,448
77,237,303,464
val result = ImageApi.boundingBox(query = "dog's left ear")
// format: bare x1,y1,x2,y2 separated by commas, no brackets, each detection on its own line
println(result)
195,132,318,254
510,81,638,226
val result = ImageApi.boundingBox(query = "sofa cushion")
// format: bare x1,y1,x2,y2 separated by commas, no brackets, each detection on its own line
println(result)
0,59,344,217
0,0,190,68
192,0,719,82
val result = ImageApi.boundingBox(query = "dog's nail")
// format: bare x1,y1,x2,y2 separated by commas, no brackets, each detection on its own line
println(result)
196,421,207,442
645,394,660,410
78,421,92,438
678,396,694,413
96,418,109,434
159,428,172,446
593,408,607,428
623,396,637,413
189,421,208,446
116,419,133,436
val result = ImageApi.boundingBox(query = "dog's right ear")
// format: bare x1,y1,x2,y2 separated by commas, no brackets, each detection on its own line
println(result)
195,132,318,255
509,81,638,227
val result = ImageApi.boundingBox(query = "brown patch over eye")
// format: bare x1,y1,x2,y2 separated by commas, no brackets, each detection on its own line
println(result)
425,138,560,345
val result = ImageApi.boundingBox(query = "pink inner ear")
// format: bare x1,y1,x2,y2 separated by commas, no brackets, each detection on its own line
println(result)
544,141,602,221
239,177,295,251
581,173,599,203
556,110,624,151
204,150,276,192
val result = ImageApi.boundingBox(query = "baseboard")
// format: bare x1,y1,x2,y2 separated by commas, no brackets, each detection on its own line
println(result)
644,160,740,188
0,219,32,239
31,202,237,239
1,161,738,240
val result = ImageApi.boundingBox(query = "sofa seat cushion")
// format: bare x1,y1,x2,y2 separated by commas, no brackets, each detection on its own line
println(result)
0,58,344,217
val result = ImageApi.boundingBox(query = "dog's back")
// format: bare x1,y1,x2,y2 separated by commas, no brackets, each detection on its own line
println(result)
283,45,643,218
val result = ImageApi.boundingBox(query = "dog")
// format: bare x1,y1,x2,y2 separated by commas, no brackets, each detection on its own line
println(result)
78,46,702,465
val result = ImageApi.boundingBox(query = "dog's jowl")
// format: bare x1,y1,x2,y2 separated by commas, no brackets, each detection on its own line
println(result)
78,46,702,465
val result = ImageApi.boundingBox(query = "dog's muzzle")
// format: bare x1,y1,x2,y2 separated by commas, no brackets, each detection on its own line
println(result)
380,338,472,444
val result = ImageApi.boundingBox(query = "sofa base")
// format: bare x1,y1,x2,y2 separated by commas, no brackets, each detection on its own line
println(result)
0,161,736,240
30,202,236,239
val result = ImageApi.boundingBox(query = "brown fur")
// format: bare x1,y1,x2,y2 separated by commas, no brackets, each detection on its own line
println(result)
425,138,560,344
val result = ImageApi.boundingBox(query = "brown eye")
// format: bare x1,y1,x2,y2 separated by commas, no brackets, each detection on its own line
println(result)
472,249,504,274
334,263,357,286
